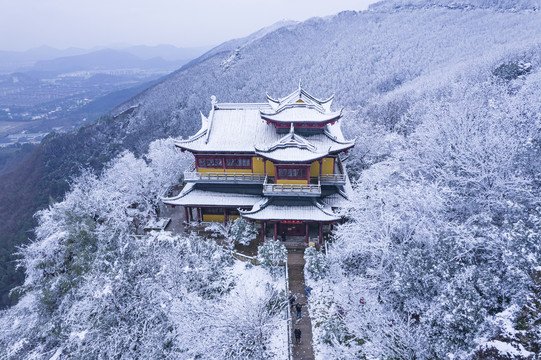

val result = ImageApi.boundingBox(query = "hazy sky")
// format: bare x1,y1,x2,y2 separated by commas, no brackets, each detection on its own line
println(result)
1,0,380,51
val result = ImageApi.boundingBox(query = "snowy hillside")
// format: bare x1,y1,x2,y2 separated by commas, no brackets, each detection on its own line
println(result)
109,2,541,148
0,0,540,358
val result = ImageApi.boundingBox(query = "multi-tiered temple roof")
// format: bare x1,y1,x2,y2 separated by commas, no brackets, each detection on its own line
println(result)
175,87,354,157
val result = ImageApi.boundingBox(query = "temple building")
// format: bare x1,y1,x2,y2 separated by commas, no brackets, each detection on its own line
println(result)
162,86,355,243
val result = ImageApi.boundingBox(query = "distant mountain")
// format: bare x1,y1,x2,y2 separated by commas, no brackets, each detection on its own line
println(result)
0,46,91,73
30,49,179,73
1,0,540,313
121,44,213,61
0,45,211,74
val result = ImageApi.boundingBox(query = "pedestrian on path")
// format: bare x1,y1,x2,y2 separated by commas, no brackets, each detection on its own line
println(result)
305,286,312,297
289,294,296,308
294,328,302,344
296,303,302,320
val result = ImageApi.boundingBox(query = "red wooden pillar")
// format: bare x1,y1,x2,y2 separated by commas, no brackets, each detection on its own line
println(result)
305,223,309,243
222,156,226,172
274,223,278,241
260,222,265,242
318,223,322,244
223,208,227,224
319,159,323,176
184,207,189,223
263,159,266,175
197,208,201,223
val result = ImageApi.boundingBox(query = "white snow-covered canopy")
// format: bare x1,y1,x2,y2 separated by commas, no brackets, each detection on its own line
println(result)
162,183,263,207
241,197,341,222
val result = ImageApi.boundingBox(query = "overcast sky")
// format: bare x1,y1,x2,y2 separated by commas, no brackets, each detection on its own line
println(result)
1,0,380,51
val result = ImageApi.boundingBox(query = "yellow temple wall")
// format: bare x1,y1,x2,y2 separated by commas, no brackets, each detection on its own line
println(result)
224,168,251,173
197,168,223,173
276,179,308,185
201,214,240,222
322,157,334,175
252,157,265,173
309,161,320,177
266,160,275,176
308,157,335,176
203,214,225,222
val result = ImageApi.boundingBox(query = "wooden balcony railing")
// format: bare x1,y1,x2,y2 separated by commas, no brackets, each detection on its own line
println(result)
319,174,346,184
183,159,347,186
263,176,321,196
184,170,266,183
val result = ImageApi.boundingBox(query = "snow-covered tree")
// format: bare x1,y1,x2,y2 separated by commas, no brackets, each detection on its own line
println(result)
257,240,287,278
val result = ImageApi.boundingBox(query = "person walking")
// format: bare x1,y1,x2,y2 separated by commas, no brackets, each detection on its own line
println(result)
296,303,302,320
288,294,296,308
294,328,302,344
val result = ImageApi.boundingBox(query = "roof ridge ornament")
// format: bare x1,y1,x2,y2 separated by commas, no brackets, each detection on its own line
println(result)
205,96,218,144
200,111,208,128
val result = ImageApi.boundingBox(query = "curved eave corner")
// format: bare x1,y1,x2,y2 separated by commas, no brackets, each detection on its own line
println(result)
161,183,195,205
329,141,356,155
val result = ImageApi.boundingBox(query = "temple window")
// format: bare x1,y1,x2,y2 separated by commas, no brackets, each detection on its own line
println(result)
277,168,306,179
198,157,223,168
225,157,251,169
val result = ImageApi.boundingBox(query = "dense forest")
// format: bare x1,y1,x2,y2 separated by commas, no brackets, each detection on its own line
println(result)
0,0,540,357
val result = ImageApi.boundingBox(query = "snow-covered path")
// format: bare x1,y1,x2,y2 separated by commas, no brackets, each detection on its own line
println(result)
288,250,315,360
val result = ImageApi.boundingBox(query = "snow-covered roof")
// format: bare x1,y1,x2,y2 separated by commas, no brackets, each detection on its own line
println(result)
260,106,342,123
266,85,334,112
255,124,332,162
162,183,263,207
175,106,353,153
175,87,354,155
262,86,340,123
322,192,350,208
241,197,341,222
256,147,329,163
